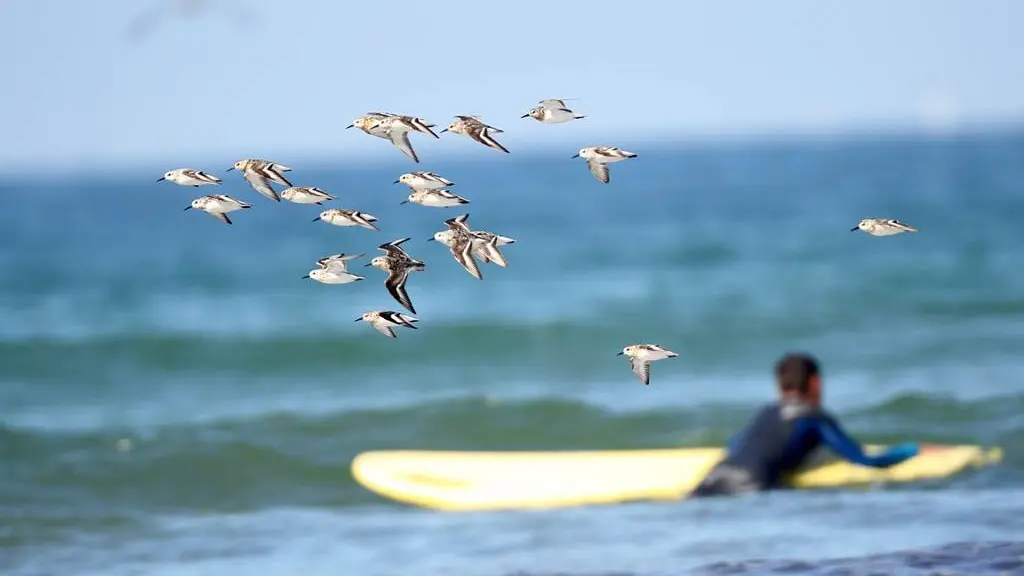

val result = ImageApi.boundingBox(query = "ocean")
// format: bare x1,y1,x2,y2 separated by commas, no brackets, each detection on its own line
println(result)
2,129,1023,575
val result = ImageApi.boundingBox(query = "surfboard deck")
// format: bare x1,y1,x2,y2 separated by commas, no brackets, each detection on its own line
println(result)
350,444,1002,512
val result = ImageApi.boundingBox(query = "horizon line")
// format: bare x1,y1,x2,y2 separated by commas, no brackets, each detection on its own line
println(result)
2,117,1022,181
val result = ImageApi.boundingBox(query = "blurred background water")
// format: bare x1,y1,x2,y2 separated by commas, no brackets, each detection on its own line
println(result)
2,1,1024,575
3,131,1024,575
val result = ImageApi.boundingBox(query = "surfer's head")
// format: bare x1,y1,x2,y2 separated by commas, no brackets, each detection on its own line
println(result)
774,352,822,406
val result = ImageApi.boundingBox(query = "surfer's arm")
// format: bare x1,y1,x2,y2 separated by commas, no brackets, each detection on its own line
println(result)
815,417,919,468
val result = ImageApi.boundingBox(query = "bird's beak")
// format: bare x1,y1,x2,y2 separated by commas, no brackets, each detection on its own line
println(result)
520,114,529,118
426,237,435,242
399,200,409,205
363,262,373,267
226,166,235,172
183,206,192,211
440,128,448,133
392,180,400,184
354,317,362,322
615,351,624,355
570,154,580,159
157,177,165,182
301,275,310,279
312,216,321,222
850,226,859,232
345,124,354,129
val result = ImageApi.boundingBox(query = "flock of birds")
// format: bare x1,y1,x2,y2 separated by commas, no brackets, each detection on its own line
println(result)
157,98,921,386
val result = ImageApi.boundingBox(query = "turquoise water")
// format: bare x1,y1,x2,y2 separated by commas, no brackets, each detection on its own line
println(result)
2,129,1023,575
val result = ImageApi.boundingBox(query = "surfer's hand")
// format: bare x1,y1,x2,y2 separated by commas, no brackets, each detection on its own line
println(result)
889,442,920,458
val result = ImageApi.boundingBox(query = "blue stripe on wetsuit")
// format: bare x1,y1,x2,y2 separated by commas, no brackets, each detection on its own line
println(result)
787,416,919,467
724,416,918,467
726,429,744,453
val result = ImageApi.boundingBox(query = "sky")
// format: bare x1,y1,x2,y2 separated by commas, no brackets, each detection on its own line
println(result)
0,0,1021,175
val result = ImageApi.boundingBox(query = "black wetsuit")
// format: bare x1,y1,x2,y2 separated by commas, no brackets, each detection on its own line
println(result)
690,400,919,498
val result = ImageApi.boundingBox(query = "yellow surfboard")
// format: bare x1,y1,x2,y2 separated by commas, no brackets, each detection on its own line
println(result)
351,444,1002,512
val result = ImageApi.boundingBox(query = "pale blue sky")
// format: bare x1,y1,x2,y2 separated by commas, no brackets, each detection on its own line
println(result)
0,0,1021,175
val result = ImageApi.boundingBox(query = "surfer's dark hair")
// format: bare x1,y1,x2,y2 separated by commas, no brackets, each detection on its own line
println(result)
774,353,820,394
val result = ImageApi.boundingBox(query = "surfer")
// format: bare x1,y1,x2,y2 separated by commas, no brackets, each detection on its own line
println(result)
690,352,921,498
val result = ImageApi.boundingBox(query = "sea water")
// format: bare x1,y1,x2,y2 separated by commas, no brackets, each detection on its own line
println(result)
2,129,1023,575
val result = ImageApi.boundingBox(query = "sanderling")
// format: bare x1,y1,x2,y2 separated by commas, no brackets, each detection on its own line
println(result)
428,229,516,247
395,171,455,191
157,168,222,187
428,227,514,268
355,310,419,339
850,218,919,236
572,147,638,184
315,252,364,272
348,112,437,139
440,213,483,280
281,186,335,205
348,113,438,163
441,115,510,154
302,267,364,284
521,98,586,124
378,115,439,163
616,344,678,386
468,230,510,267
183,194,251,225
312,208,379,231
366,238,426,314
401,189,470,208
227,158,292,202
347,112,395,139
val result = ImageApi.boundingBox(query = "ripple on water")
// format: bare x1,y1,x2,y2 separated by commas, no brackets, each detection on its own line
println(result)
691,540,1024,576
